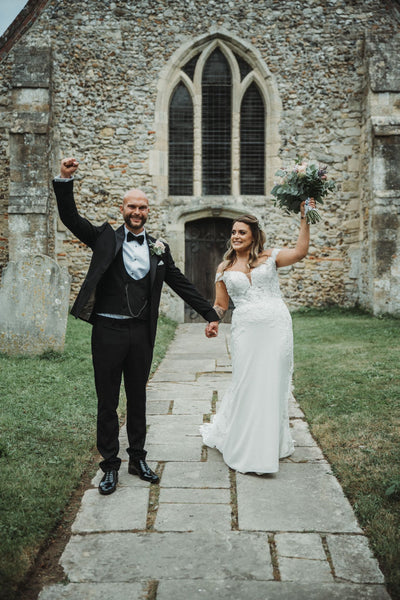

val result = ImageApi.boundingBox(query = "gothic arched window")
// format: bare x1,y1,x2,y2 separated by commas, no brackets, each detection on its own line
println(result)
240,82,265,195
169,82,194,195
168,44,266,196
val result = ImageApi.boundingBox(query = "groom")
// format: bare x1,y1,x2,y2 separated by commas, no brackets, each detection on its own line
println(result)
53,158,219,495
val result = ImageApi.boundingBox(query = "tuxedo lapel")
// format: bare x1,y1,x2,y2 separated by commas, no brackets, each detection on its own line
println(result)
147,235,158,289
114,225,125,257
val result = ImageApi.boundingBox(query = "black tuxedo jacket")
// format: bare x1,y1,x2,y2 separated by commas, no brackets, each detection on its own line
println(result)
53,180,219,346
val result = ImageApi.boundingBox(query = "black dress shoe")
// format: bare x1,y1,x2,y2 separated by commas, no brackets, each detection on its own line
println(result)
128,459,159,484
98,469,118,495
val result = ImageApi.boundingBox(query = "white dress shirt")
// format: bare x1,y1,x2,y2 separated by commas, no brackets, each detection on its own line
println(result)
97,228,150,318
122,226,150,280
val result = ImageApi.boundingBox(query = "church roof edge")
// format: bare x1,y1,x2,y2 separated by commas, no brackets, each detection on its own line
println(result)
0,0,49,59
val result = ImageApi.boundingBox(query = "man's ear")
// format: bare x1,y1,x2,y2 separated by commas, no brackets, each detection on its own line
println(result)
119,205,124,214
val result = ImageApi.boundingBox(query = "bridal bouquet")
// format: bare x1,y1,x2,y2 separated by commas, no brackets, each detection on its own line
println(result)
271,159,336,224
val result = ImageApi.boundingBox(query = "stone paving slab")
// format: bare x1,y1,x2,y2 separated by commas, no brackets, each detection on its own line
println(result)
60,531,273,582
72,487,149,533
147,414,204,427
155,358,216,373
159,487,230,503
326,534,385,583
216,358,231,367
236,463,361,532
151,370,197,382
197,373,232,385
290,418,319,446
155,503,231,531
146,382,214,399
281,444,327,463
289,399,305,418
146,399,171,414
165,323,230,355
279,556,334,582
146,415,204,443
161,460,230,488
275,532,327,559
166,349,225,359
172,398,211,414
146,426,202,444
144,441,202,462
156,581,391,600
206,447,227,463
39,582,146,600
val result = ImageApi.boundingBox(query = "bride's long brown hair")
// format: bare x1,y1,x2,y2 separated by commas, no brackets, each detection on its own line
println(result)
222,215,266,271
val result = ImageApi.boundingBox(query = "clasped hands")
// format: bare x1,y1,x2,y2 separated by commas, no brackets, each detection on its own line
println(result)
205,321,219,338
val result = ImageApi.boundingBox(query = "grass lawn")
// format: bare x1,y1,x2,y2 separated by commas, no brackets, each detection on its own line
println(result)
292,308,400,600
0,314,177,600
1,308,399,598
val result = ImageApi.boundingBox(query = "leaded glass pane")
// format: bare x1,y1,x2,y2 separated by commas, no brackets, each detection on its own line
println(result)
235,53,252,80
240,82,265,194
202,49,232,195
169,82,194,195
182,53,200,80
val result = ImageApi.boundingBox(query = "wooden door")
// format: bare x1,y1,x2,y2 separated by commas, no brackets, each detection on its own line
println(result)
185,217,232,323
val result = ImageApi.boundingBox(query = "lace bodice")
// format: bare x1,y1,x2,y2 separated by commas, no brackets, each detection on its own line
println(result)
216,248,283,310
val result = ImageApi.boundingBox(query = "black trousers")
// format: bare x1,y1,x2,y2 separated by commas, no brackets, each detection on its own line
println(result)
91,316,153,472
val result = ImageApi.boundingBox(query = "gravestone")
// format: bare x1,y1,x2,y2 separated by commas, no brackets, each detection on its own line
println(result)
0,255,71,355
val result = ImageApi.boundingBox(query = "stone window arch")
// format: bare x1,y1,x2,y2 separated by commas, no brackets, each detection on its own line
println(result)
152,32,281,200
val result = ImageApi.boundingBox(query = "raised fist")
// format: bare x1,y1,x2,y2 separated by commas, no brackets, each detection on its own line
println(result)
60,157,79,178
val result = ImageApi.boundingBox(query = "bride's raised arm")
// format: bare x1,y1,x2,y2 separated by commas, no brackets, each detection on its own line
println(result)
275,199,314,268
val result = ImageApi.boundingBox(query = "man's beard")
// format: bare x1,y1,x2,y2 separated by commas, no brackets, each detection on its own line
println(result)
124,214,147,231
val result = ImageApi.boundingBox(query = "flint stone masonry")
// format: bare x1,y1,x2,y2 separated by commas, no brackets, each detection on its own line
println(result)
0,254,70,355
0,1,400,318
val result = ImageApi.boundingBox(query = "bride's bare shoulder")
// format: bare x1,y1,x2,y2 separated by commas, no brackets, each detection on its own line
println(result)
260,249,272,259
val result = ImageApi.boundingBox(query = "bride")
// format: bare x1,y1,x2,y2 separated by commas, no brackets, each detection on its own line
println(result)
201,200,314,474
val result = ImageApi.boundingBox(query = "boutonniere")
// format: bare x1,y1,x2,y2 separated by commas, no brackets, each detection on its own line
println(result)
149,239,166,256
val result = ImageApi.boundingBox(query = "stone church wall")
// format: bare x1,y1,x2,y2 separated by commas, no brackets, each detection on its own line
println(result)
0,0,399,319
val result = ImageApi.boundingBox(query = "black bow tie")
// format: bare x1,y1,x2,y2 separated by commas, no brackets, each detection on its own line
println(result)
127,232,145,245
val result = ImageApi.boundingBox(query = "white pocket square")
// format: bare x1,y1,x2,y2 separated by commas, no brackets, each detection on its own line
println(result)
158,260,164,266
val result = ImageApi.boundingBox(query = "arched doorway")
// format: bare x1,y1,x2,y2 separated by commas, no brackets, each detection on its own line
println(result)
185,217,232,322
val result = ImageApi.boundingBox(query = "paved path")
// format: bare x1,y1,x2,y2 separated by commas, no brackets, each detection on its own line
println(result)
39,324,390,600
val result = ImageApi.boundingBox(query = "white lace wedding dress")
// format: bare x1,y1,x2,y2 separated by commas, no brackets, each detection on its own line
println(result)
200,248,294,473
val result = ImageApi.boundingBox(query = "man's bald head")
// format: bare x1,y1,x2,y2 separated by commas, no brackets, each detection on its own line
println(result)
123,188,149,205
120,189,150,233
